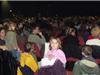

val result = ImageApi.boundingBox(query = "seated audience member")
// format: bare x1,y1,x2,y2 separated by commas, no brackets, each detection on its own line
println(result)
28,25,46,51
73,45,100,75
17,42,39,75
88,26,100,40
0,27,17,75
5,20,19,51
5,20,21,60
0,27,7,50
25,42,42,61
62,27,81,58
39,37,66,75
86,26,100,58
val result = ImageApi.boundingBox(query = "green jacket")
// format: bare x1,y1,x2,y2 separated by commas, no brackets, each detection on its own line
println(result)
73,59,100,75
5,31,18,50
28,34,46,50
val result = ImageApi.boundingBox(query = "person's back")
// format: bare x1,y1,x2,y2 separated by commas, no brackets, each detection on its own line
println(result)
17,53,38,75
73,59,100,75
73,45,100,75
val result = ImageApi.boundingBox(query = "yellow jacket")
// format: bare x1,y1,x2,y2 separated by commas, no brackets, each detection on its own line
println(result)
17,53,38,75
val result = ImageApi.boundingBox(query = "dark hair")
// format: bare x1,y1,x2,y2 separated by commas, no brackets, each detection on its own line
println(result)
82,45,92,56
31,23,40,30
24,42,32,52
0,27,5,32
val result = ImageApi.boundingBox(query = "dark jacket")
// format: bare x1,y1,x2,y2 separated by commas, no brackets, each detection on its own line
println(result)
0,49,17,75
39,60,66,75
62,35,81,58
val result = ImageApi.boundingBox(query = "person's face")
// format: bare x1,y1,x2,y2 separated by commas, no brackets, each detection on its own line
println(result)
10,23,16,30
91,27,100,38
18,23,23,29
0,29,5,37
33,27,40,34
50,39,59,50
71,31,76,36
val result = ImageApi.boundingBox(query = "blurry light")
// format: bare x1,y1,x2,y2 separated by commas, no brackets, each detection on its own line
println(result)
2,0,8,5
2,0,9,9
1,0,9,11
9,9,12,12
3,0,8,1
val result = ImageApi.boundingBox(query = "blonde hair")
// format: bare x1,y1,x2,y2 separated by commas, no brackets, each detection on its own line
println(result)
91,26,100,38
49,37,62,49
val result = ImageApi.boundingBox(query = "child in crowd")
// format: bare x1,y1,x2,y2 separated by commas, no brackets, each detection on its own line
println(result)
73,45,100,75
17,42,39,75
39,37,66,75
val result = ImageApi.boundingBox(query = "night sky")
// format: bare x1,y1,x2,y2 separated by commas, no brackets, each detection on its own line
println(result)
1,1,100,18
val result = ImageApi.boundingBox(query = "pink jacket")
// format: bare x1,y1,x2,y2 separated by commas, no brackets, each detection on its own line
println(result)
46,49,67,64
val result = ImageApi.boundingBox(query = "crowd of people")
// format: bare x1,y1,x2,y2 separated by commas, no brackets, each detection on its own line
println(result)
0,16,100,75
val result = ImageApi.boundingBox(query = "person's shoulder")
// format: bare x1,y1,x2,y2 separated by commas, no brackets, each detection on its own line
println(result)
73,61,81,69
74,60,80,65
29,33,33,36
80,59,98,68
29,34,35,37
6,30,11,34
86,38,100,46
7,30,16,35
57,49,62,51
21,52,33,59
57,49,65,54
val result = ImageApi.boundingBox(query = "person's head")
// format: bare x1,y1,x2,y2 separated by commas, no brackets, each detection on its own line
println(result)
24,42,33,53
18,23,24,29
81,45,92,57
91,26,100,38
65,26,70,36
67,27,76,36
32,25,40,34
9,21,16,31
6,19,17,31
0,24,3,28
0,27,6,38
70,28,76,36
49,37,61,50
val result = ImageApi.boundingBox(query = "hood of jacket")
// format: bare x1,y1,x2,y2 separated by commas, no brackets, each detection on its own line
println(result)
79,59,99,74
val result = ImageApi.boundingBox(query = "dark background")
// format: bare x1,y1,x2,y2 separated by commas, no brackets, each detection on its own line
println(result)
0,1,100,18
